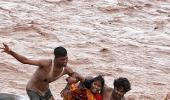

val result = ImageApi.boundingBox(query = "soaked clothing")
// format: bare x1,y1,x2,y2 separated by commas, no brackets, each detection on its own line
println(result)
94,93,102,100
79,79,102,100
63,79,102,100
26,89,52,100
63,85,95,100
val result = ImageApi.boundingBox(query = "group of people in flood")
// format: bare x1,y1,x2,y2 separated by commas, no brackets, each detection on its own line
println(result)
0,43,142,100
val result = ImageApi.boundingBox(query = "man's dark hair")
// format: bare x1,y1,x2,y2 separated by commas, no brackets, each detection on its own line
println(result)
114,77,131,92
54,46,67,58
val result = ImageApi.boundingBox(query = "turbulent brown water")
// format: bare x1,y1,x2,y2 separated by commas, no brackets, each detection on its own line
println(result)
0,0,170,99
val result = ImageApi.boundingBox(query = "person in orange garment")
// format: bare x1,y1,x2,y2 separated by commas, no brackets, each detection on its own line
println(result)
61,75,104,100
0,43,79,100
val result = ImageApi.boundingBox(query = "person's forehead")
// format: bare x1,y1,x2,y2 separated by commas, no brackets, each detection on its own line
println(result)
93,80,102,85
115,87,125,92
56,56,68,59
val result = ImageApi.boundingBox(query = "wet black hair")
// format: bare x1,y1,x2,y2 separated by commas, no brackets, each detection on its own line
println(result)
54,46,67,58
83,75,105,93
92,75,105,88
114,77,131,92
93,75,105,93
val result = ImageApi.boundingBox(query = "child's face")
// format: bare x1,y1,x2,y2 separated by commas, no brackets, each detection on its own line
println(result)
90,80,102,93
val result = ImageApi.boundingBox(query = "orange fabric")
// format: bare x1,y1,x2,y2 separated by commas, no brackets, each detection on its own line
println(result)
63,84,76,100
63,84,97,100
86,89,95,100
70,84,78,91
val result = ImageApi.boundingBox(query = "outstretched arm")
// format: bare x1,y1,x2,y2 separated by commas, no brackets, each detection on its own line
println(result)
64,67,85,83
0,43,42,66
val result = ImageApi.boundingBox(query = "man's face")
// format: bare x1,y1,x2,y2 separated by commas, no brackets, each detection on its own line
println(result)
112,87,126,99
55,56,68,67
90,80,102,94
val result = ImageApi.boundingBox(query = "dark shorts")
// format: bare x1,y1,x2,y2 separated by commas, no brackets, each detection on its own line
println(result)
26,89,52,100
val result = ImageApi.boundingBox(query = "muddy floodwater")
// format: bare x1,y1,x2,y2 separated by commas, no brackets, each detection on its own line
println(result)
0,0,170,99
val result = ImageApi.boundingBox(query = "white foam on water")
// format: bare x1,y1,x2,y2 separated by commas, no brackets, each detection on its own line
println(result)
104,0,118,4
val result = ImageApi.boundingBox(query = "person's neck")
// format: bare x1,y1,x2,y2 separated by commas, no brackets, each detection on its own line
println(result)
53,64,63,70
53,60,62,69
52,65,63,76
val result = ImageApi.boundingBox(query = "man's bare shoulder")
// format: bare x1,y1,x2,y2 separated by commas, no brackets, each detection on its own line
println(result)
103,84,113,92
39,59,51,68
102,85,113,100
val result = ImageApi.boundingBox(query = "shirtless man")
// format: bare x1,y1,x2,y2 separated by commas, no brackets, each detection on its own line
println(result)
0,43,76,100
102,77,131,100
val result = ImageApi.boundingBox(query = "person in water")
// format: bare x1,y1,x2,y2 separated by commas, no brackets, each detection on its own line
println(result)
0,43,78,100
164,92,170,100
62,75,105,100
102,77,131,100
